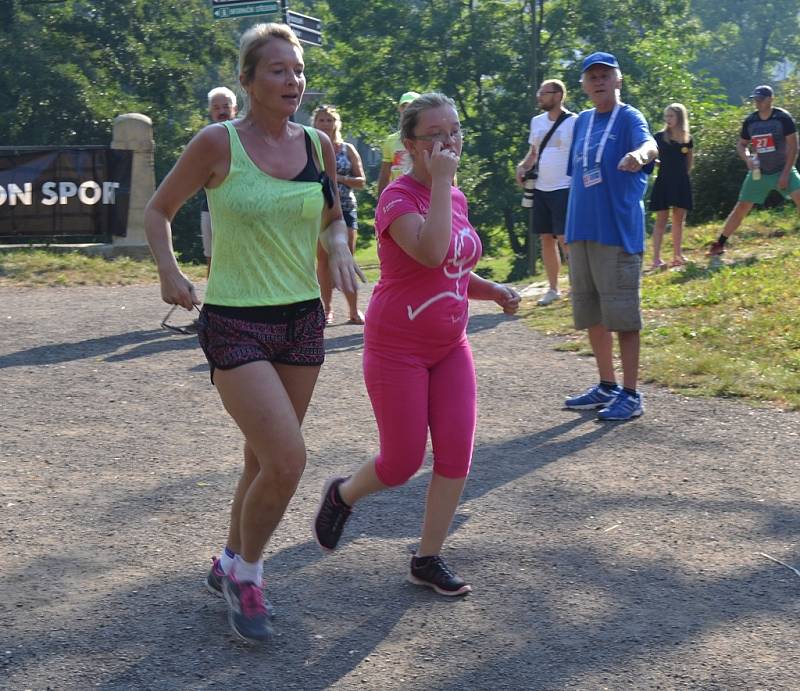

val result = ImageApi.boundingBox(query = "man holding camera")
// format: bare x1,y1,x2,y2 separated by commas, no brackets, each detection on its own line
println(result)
516,79,576,305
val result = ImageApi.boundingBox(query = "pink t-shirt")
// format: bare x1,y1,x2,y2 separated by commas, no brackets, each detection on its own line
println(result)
365,175,483,353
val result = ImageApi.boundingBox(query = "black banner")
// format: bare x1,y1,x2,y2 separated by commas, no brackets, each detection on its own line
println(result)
0,146,133,241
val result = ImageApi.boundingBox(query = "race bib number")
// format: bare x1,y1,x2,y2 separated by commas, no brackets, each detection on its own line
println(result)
751,133,776,154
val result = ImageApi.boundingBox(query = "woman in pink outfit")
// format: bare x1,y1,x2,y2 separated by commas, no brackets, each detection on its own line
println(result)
313,92,520,596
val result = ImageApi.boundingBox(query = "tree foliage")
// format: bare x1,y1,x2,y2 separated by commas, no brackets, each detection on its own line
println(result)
0,0,238,258
0,0,796,269
691,0,800,103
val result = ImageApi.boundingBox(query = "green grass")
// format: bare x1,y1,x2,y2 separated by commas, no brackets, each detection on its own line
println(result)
353,236,380,283
0,249,207,287
521,206,800,410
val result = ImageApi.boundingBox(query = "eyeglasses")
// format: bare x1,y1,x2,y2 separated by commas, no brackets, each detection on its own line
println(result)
537,90,561,95
161,304,202,336
411,128,465,143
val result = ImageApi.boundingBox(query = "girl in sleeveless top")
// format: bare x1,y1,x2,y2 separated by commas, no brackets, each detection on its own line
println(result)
144,23,362,643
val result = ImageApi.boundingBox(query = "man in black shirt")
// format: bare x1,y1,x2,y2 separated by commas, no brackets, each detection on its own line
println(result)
708,85,800,255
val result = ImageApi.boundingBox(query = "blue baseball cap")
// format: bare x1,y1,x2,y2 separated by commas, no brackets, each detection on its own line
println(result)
581,52,619,73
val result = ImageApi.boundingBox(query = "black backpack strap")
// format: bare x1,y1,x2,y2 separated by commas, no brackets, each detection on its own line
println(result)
538,111,573,156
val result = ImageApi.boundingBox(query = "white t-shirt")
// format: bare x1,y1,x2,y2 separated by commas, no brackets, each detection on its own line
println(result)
527,111,576,191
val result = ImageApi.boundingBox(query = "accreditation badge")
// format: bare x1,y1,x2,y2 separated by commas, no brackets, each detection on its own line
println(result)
583,168,603,187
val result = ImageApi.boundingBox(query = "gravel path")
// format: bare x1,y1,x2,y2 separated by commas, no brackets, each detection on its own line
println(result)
1,283,798,690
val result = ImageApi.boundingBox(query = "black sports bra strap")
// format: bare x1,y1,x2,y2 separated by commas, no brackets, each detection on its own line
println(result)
291,131,320,182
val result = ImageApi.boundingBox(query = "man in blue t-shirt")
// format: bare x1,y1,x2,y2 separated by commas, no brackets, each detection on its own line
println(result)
708,85,800,256
563,52,657,421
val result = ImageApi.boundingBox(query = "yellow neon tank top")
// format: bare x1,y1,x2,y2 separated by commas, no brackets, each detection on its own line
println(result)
204,121,325,306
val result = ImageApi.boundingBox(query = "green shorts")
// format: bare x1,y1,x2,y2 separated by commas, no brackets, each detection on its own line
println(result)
738,169,800,204
568,241,642,332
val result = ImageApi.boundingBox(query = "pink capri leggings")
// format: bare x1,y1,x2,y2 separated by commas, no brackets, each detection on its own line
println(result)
363,338,477,487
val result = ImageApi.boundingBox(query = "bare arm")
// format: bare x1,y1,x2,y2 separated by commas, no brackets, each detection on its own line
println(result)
467,273,521,315
377,162,392,196
515,144,538,185
316,131,364,294
782,132,798,176
387,142,458,268
145,124,229,309
737,137,755,170
618,138,658,172
340,143,366,190
686,148,694,174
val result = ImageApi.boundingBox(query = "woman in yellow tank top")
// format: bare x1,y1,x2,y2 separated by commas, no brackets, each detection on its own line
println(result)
144,23,362,644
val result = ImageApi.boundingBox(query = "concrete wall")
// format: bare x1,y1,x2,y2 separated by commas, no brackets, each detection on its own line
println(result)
110,113,154,259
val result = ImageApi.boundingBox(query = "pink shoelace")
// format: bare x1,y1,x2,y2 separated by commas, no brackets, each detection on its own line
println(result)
239,582,268,617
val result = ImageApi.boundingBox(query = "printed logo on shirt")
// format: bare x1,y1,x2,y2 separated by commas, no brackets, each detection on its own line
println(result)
406,226,478,321
382,198,403,215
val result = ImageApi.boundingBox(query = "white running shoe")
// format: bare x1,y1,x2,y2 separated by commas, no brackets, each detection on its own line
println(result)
537,288,561,306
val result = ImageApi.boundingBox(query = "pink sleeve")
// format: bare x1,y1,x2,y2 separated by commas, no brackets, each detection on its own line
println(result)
375,183,422,237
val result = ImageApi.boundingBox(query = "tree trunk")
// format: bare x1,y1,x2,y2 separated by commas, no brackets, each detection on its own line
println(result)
504,206,526,256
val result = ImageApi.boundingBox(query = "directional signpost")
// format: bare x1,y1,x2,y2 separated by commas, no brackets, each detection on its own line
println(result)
210,0,323,48
286,9,322,46
211,0,279,20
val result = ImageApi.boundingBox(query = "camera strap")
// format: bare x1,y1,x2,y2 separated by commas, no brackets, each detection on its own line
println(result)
537,110,573,161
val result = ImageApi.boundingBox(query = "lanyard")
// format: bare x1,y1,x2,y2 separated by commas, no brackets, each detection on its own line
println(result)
583,103,620,170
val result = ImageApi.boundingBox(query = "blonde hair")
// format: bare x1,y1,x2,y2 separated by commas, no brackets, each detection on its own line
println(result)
540,78,567,101
662,103,690,144
312,104,343,145
400,92,457,141
239,23,303,86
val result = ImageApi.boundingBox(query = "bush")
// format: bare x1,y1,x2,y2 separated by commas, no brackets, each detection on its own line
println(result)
690,107,749,223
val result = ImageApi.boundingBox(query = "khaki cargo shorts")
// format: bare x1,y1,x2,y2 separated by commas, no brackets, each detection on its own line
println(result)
568,240,642,332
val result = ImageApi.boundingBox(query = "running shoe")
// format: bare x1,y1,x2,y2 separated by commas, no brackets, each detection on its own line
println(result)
408,555,471,597
206,557,275,617
313,477,352,552
597,390,644,421
205,556,226,596
537,288,561,306
706,241,726,256
222,574,273,643
564,383,620,410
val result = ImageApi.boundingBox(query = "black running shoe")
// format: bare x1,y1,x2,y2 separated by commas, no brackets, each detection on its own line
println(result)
408,555,471,596
313,477,352,552
222,574,273,643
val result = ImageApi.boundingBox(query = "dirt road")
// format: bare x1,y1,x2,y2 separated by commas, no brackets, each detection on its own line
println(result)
1,283,798,690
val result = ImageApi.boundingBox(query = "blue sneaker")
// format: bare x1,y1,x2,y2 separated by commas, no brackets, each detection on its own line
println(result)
565,384,620,410
207,557,276,617
222,574,274,643
597,390,644,421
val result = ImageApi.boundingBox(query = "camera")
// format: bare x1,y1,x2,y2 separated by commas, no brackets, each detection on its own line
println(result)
521,166,537,208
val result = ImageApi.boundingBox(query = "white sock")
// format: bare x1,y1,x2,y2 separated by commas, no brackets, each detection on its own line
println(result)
232,555,261,584
219,547,236,574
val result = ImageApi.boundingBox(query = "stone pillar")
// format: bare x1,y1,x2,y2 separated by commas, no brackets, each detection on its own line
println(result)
110,113,154,258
